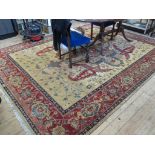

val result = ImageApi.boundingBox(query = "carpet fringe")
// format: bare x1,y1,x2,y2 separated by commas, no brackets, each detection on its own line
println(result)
0,84,35,135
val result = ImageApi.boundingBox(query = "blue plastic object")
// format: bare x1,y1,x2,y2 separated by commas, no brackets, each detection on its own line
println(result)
61,30,91,48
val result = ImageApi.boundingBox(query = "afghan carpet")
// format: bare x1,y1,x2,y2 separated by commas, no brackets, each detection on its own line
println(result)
1,25,155,134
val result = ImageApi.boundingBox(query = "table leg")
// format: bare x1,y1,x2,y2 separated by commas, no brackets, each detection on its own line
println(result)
110,23,115,40
89,25,105,55
115,21,132,42
121,26,132,42
100,26,105,55
89,34,100,47
91,23,93,39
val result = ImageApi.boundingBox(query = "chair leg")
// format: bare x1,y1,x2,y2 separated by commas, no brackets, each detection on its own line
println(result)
58,44,61,59
85,48,89,63
72,47,77,55
69,50,72,68
69,63,72,68
91,23,93,39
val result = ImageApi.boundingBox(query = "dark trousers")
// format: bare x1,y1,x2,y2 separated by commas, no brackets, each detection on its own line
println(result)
52,29,61,51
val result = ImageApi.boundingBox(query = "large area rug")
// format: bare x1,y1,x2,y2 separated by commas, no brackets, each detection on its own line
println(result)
1,25,155,134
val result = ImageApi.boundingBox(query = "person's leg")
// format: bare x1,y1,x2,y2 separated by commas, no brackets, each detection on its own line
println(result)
53,30,59,51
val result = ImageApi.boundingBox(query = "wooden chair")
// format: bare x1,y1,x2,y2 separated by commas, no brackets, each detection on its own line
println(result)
58,24,91,68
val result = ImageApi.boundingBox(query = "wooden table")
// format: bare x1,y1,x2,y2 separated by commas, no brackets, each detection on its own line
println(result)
75,19,132,55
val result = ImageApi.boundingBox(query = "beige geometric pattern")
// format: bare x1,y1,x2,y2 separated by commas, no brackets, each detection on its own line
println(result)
9,36,154,110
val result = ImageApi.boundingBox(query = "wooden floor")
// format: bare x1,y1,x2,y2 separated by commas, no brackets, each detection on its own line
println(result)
1,23,155,135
